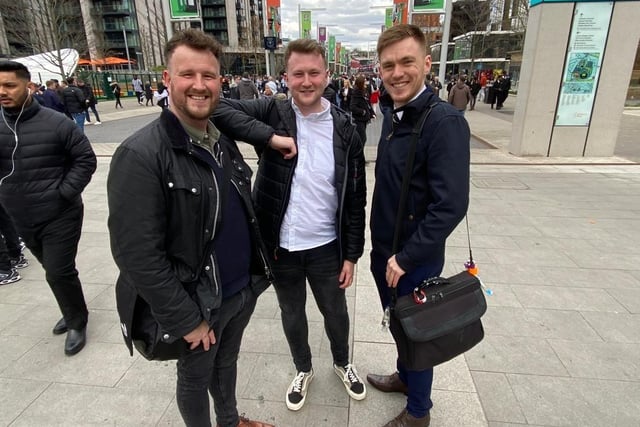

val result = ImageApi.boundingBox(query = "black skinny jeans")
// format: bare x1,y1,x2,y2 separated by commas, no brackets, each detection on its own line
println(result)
176,284,258,427
19,203,88,329
271,240,350,372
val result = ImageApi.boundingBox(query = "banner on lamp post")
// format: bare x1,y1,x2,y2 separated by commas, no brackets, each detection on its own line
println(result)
318,26,327,43
300,10,312,39
392,0,408,25
328,35,336,62
336,42,342,64
266,0,282,43
385,8,393,28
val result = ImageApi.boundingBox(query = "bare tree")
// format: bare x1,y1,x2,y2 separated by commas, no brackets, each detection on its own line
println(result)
0,0,88,79
450,0,492,70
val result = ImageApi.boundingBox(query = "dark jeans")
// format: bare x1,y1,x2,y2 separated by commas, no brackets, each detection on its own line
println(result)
370,248,440,418
176,285,257,427
0,203,21,271
71,112,85,131
85,105,101,122
271,240,350,372
19,203,88,330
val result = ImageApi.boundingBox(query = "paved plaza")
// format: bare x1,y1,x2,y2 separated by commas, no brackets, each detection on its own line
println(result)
1,96,639,426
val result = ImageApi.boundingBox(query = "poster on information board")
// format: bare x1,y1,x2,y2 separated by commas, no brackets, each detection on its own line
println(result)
555,2,613,126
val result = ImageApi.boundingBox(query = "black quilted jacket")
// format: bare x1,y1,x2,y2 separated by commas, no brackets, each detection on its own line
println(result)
214,97,367,264
0,99,96,227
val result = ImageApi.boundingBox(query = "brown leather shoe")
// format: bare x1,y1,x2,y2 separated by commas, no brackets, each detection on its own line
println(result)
236,416,274,427
383,409,430,427
366,372,408,394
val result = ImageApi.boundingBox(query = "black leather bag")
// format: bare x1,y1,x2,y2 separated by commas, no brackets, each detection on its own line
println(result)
392,271,486,367
389,103,486,368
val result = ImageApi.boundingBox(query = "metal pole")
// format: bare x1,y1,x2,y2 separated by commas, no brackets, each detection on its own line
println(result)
123,27,132,73
438,0,453,99
298,3,301,38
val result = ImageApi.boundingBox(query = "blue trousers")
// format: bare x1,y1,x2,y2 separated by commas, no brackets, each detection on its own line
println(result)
370,248,438,418
71,112,85,131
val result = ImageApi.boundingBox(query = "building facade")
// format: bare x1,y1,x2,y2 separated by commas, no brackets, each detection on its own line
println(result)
0,0,267,74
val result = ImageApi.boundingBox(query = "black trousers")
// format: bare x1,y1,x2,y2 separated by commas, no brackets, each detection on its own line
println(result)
355,121,367,145
19,203,88,330
176,285,258,427
0,203,21,271
271,240,350,372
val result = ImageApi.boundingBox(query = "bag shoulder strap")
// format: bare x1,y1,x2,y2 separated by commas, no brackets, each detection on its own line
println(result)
391,101,440,254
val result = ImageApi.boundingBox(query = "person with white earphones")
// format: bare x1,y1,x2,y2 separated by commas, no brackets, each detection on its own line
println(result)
0,61,97,356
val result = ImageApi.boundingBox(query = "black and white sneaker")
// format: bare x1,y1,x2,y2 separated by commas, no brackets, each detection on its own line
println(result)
286,369,314,411
334,363,367,400
10,254,28,269
0,269,21,285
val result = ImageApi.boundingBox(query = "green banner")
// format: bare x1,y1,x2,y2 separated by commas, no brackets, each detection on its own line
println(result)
300,10,312,39
413,0,445,13
169,0,200,19
385,8,393,28
328,35,335,62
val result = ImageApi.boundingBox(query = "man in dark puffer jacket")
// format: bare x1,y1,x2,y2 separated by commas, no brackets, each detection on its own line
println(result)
0,61,96,356
214,38,367,411
61,76,88,131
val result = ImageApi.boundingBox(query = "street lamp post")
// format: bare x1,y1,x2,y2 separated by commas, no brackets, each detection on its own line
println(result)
122,27,132,73
297,4,326,38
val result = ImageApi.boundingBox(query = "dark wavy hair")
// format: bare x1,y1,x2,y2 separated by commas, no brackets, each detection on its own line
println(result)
0,60,31,81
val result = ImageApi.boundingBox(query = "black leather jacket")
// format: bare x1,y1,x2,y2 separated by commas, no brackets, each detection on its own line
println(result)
214,97,367,264
108,110,273,354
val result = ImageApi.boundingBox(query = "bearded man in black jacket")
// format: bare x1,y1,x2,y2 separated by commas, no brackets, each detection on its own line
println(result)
0,61,96,356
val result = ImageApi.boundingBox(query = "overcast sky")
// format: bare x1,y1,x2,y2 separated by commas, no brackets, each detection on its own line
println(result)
277,0,389,51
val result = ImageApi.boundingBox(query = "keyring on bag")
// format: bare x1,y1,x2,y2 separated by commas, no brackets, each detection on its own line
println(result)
413,288,427,304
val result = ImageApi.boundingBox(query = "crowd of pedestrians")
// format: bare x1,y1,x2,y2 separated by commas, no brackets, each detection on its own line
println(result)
430,70,512,113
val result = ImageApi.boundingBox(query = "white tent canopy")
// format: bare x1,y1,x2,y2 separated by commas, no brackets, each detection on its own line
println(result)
11,48,79,83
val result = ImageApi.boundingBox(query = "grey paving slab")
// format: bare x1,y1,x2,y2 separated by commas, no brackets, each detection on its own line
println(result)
465,336,569,376
0,378,50,426
2,341,135,387
481,307,602,341
607,288,640,314
581,312,640,343
0,335,40,374
510,285,627,312
548,340,640,381
542,267,640,289
470,371,526,424
508,373,640,426
9,382,174,426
